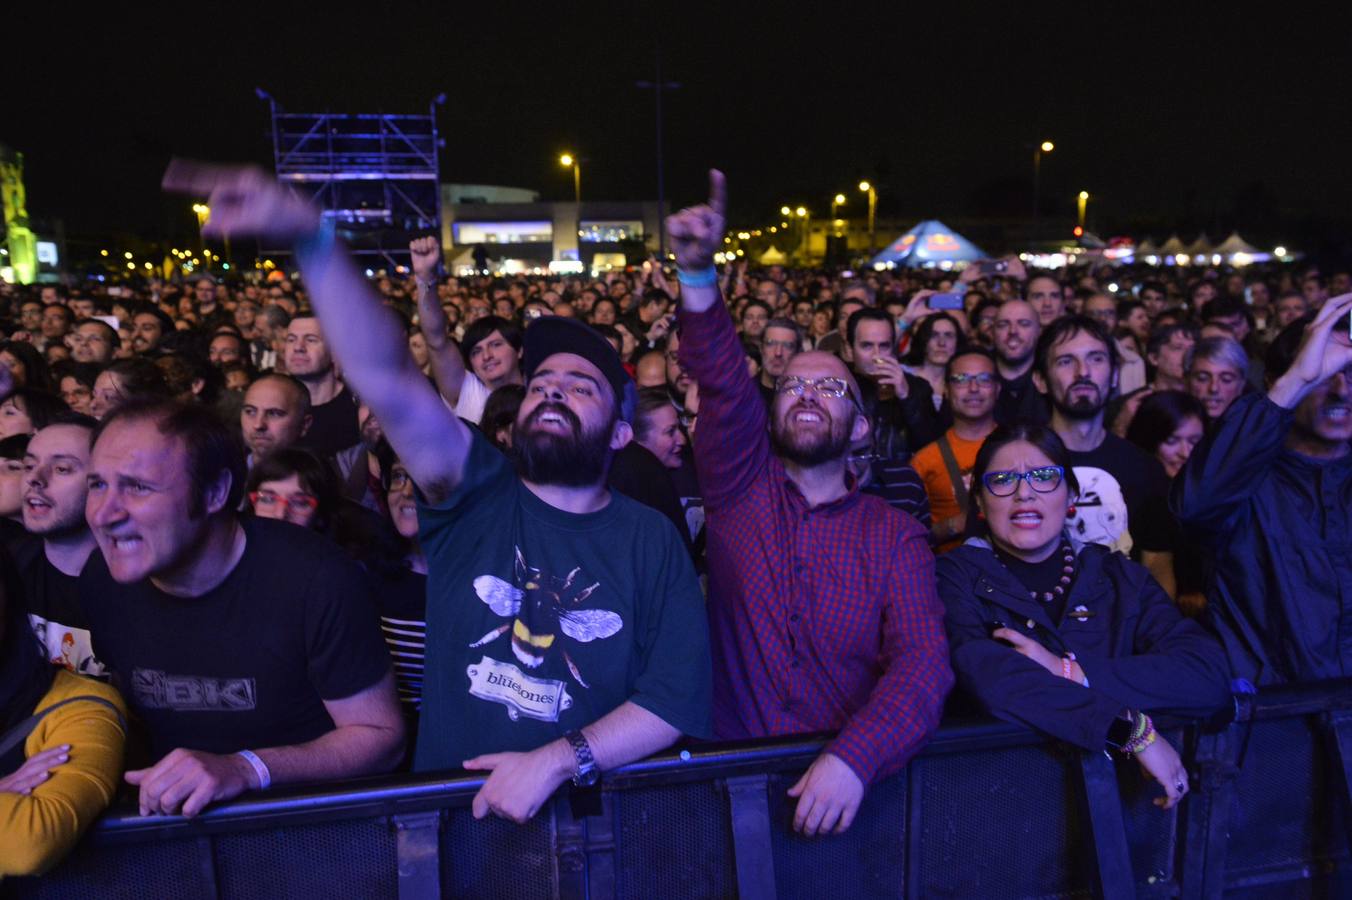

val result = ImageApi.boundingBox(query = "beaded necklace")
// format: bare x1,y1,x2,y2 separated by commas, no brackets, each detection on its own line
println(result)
999,540,1077,604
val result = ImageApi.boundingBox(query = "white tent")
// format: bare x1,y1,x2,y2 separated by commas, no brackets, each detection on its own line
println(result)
1214,232,1258,255
759,246,788,266
1158,234,1187,256
1186,234,1214,257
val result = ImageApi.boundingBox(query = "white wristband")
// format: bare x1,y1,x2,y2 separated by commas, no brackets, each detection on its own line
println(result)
236,749,272,790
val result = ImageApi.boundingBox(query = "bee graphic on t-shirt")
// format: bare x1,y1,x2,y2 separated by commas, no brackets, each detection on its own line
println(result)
470,547,623,688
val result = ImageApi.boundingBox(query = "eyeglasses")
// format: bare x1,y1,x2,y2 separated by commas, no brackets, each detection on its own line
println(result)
947,372,996,387
250,491,320,513
775,375,854,400
981,465,1065,496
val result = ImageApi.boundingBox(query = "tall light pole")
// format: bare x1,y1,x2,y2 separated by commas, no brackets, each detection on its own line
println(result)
559,153,581,205
1032,140,1054,242
858,181,877,255
1077,190,1089,231
192,203,211,270
831,193,847,235
795,206,810,263
636,48,680,259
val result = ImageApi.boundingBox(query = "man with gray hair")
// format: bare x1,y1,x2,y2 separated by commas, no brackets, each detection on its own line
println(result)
1186,336,1250,422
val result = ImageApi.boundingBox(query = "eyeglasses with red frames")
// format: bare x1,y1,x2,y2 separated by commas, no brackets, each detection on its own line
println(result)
249,491,320,513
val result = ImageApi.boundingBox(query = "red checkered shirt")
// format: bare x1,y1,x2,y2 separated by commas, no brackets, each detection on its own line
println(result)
680,301,953,785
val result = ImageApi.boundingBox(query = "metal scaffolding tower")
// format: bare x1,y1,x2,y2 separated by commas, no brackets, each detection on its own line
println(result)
258,90,445,264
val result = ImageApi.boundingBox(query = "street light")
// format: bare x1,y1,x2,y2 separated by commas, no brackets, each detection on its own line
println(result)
780,205,792,216
794,207,812,263
559,153,581,204
1077,191,1089,231
831,194,847,238
1032,141,1054,241
192,203,212,270
859,181,877,255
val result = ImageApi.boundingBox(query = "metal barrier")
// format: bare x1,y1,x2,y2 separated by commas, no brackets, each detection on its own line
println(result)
13,679,1352,899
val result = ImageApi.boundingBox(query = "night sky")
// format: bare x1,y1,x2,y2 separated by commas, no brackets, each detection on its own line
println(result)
7,6,1352,246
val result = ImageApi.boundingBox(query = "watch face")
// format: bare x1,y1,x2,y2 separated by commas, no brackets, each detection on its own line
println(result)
574,766,600,788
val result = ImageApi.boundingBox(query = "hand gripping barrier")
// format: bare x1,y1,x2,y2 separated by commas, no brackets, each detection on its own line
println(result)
13,678,1352,899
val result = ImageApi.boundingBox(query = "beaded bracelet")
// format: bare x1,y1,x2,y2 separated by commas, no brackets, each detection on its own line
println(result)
1124,715,1158,756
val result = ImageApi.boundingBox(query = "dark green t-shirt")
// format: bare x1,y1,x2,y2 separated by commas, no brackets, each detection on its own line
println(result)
413,431,712,771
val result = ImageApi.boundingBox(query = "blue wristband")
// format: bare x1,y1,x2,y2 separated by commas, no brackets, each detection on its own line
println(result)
677,266,719,288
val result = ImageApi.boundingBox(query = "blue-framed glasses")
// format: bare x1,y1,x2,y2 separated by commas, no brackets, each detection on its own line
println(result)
981,465,1065,497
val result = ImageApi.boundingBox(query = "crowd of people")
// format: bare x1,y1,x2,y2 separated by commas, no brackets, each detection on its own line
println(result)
1,163,1349,878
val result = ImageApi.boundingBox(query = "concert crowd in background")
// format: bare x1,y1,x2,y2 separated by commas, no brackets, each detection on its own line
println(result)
1,165,1349,879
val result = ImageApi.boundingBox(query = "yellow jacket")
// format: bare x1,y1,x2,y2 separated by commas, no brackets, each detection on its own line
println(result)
0,670,127,877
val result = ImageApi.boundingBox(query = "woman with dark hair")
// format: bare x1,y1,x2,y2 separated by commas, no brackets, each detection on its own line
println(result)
936,423,1230,811
89,357,171,421
0,340,54,393
245,448,341,531
52,361,100,417
478,383,525,453
1126,391,1209,613
0,434,30,548
903,313,964,410
0,568,127,876
1126,391,1206,479
376,454,428,737
0,388,69,439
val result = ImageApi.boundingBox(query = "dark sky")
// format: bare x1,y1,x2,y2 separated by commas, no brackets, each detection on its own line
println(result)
7,5,1352,243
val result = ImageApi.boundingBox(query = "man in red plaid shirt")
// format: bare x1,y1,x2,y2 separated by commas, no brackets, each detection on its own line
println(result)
668,172,953,837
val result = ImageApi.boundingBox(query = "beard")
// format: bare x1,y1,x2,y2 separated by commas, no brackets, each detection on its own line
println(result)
1051,379,1108,420
770,405,852,468
514,402,614,487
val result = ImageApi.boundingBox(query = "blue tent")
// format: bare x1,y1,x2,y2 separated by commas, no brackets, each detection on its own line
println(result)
869,220,986,268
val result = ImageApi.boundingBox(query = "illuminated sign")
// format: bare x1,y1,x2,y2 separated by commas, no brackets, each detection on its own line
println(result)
453,221,553,244
36,241,58,265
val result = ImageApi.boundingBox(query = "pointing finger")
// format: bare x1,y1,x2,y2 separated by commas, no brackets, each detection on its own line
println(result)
707,169,727,219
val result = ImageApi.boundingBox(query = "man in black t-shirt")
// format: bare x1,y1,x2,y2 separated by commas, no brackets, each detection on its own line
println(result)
177,162,710,830
284,315,362,457
18,416,106,678
992,299,1050,427
1032,316,1175,579
80,399,402,818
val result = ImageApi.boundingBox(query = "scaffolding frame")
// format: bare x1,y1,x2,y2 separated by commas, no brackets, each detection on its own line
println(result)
259,90,445,265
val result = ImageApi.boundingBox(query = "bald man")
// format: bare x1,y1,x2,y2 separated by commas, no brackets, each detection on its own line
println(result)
668,170,952,838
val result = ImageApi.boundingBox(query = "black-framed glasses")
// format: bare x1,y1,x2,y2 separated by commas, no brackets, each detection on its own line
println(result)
981,465,1065,497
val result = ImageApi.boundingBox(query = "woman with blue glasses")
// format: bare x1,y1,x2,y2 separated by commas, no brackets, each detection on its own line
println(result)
935,423,1231,811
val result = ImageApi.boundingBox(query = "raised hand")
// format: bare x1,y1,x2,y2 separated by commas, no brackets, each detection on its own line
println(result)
162,159,320,243
1269,292,1352,408
410,236,441,281
666,170,727,272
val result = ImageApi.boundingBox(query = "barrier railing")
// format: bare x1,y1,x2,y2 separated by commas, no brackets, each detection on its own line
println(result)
14,679,1352,899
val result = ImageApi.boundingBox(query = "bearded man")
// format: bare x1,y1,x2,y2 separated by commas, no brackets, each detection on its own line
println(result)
670,170,952,837
172,161,711,826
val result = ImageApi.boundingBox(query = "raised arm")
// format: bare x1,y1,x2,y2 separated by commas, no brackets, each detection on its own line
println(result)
409,236,471,407
1173,293,1352,532
668,170,771,507
165,162,470,501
